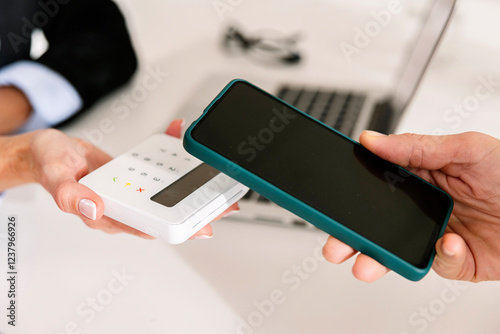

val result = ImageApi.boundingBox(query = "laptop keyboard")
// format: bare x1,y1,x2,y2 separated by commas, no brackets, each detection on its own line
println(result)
238,85,366,228
276,86,366,137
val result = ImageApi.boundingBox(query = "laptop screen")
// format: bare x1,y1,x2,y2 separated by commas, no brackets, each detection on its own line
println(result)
391,0,457,123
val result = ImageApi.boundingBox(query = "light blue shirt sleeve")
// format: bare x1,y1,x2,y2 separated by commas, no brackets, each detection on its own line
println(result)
0,60,83,133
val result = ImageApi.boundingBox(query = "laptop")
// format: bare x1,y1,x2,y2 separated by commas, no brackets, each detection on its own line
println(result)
175,0,458,229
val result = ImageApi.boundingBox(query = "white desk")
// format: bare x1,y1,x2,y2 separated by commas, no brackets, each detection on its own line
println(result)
1,1,500,333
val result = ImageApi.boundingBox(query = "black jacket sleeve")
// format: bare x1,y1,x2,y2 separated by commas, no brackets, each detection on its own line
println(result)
37,0,138,112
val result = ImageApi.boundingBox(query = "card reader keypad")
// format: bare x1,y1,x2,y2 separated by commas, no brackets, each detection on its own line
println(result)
104,135,202,198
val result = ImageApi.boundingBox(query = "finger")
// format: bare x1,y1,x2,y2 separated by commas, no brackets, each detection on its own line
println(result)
213,202,240,221
322,235,357,264
67,183,154,239
88,216,156,239
189,224,214,240
359,131,496,175
73,201,156,238
352,253,391,282
80,216,123,234
432,232,470,280
166,119,185,138
187,202,240,240
51,179,105,221
49,179,148,236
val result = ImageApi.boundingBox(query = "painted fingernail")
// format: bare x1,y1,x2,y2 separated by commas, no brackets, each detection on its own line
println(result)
222,209,240,219
180,119,186,128
194,234,213,240
79,199,97,220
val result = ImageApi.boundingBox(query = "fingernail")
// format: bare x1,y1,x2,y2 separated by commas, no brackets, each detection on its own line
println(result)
222,209,240,219
180,119,186,128
79,199,97,220
194,234,213,240
442,244,455,257
365,130,386,137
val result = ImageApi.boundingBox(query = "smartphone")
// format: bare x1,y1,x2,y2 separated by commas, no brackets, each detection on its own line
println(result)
183,79,453,281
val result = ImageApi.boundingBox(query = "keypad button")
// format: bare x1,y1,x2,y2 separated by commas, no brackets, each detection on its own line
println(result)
121,137,198,197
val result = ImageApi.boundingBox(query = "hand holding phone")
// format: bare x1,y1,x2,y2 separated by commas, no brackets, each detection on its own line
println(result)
184,79,453,281
325,130,500,283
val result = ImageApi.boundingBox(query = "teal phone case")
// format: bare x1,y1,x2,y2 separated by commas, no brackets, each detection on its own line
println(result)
183,79,453,281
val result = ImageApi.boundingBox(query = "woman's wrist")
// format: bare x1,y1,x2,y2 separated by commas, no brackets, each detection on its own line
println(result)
0,131,39,191
0,86,32,134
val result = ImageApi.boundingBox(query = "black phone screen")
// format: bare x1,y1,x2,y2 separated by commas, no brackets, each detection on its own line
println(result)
191,81,451,268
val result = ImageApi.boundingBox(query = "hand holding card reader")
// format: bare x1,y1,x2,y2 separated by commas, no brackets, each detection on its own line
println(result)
79,134,249,244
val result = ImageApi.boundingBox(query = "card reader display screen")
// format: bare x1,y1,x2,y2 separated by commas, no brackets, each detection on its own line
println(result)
151,163,220,207
191,81,452,268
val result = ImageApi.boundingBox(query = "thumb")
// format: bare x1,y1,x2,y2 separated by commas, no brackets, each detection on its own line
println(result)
359,131,483,171
432,232,468,280
51,179,105,222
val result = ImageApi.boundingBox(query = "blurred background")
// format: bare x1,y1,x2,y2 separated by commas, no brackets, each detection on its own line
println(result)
1,1,500,333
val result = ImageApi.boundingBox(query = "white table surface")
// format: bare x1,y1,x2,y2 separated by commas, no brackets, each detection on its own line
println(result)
1,1,500,333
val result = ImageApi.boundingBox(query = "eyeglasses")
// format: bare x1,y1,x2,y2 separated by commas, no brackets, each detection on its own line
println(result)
223,26,302,66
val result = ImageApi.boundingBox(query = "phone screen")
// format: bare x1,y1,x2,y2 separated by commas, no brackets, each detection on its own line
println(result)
191,81,451,268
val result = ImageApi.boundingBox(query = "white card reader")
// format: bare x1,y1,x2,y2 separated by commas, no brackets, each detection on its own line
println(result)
79,134,249,243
